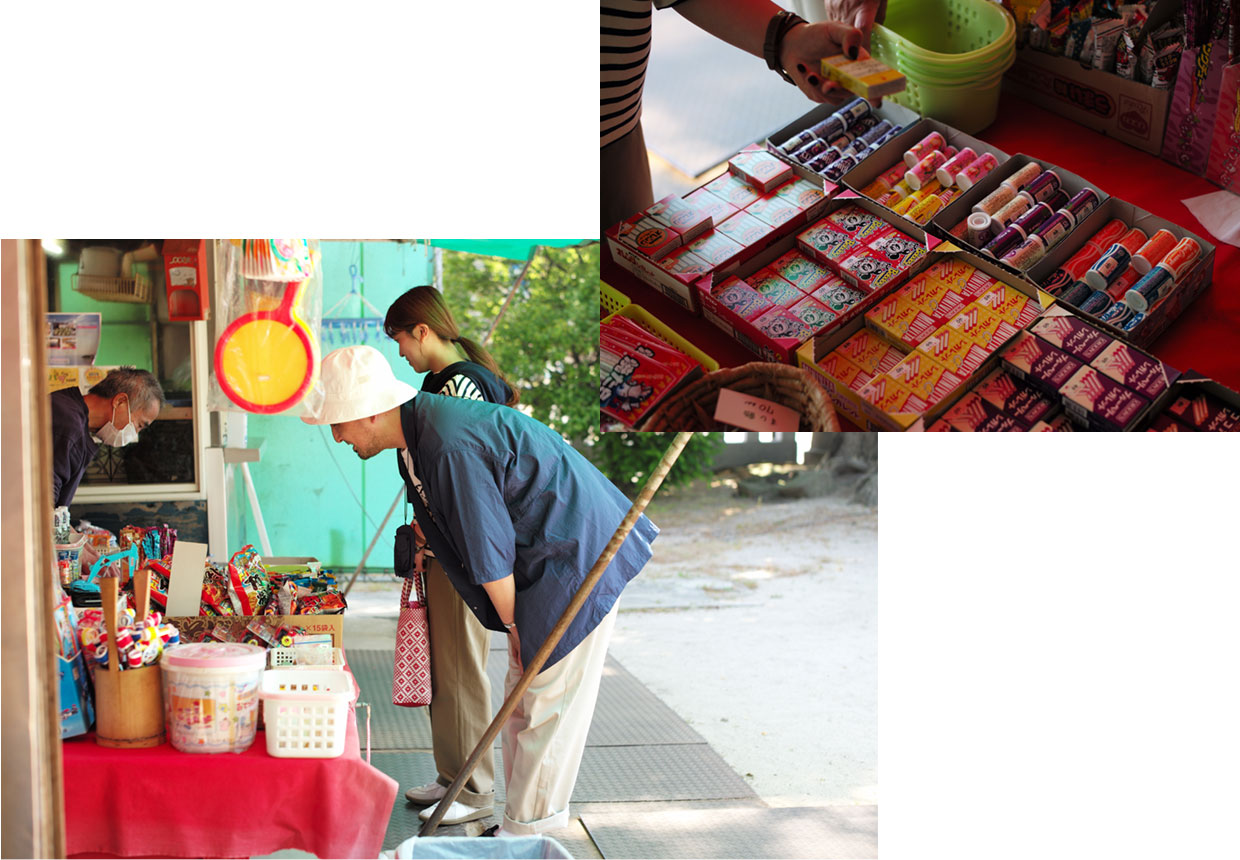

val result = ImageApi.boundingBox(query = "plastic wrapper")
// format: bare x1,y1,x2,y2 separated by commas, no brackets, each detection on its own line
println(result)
1091,17,1127,72
226,545,272,616
211,240,324,417
1065,1,1096,60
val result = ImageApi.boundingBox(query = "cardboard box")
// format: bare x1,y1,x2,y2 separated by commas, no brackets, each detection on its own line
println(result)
1142,374,1240,431
766,100,920,185
805,245,1058,430
929,154,1109,274
1025,196,1217,350
1004,47,1174,156
839,117,1011,235
1001,305,1174,431
167,614,345,649
606,172,832,313
697,195,929,364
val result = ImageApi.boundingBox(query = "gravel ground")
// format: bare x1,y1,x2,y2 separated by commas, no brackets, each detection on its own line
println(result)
609,474,878,808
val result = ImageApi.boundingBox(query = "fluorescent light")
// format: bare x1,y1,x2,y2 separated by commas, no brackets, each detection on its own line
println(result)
42,239,66,257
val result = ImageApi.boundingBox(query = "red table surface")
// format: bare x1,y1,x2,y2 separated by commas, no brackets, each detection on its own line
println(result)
602,94,1240,394
63,671,397,859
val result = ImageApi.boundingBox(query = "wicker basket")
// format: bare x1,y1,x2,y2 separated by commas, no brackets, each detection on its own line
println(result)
640,362,841,431
72,273,153,304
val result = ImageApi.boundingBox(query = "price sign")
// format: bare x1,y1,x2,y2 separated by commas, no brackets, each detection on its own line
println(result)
713,387,801,432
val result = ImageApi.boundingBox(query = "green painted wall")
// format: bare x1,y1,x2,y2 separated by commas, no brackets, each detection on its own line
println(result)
56,261,156,368
236,241,433,569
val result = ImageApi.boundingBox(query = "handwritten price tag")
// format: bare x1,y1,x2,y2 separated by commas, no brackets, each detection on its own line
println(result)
713,388,801,432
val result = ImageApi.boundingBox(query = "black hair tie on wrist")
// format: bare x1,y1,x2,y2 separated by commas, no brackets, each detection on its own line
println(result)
764,10,808,85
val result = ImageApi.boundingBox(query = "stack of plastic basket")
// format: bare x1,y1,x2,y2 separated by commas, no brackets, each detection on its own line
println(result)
870,0,1016,134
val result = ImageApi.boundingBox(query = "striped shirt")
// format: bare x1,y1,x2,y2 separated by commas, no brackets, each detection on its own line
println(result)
601,0,684,148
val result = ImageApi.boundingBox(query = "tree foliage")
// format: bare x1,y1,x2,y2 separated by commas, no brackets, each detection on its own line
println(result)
590,432,725,496
439,244,599,447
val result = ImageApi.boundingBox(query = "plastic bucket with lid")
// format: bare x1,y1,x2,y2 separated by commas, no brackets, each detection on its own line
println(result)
161,642,266,753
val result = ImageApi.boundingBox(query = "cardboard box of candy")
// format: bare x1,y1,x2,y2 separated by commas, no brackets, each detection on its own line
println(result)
605,158,830,313
1004,47,1174,157
600,311,704,427
801,248,1055,430
1025,195,1216,350
765,98,919,187
930,154,1110,278
1139,374,1240,431
697,196,927,364
998,306,1179,431
837,117,1011,234
166,614,345,649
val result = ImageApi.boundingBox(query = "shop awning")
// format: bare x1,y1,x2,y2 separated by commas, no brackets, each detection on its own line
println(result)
427,239,590,261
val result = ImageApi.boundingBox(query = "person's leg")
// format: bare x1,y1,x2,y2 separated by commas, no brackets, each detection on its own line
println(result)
423,558,495,808
600,122,656,231
499,602,621,835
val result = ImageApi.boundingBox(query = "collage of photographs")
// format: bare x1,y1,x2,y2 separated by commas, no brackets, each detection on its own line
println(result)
1,2,1237,860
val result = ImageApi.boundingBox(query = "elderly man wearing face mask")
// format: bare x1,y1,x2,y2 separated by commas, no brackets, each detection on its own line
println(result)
51,366,164,566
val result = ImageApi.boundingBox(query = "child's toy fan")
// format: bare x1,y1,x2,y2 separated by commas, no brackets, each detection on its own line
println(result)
214,240,319,414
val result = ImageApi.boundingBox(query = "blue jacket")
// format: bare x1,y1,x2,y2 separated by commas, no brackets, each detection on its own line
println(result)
397,393,658,669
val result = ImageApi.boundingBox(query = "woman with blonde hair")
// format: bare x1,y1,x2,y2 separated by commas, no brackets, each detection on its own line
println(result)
384,285,515,826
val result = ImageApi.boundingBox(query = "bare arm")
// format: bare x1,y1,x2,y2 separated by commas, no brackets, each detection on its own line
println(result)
482,574,516,626
482,574,522,670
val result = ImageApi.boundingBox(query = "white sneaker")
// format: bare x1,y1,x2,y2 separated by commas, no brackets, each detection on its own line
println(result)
418,799,494,825
404,781,447,805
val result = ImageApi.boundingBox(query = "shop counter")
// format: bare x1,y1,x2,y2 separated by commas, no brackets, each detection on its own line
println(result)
62,667,397,859
602,94,1240,401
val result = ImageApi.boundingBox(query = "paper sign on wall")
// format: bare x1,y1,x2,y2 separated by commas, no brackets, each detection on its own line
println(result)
713,388,801,432
165,541,208,617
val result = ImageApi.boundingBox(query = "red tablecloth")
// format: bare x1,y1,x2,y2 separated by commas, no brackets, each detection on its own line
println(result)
602,94,1240,393
63,691,397,859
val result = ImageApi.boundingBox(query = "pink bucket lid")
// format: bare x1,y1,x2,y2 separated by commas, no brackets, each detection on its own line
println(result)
162,641,266,669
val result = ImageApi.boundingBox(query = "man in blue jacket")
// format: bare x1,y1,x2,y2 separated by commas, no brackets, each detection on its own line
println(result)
304,345,658,837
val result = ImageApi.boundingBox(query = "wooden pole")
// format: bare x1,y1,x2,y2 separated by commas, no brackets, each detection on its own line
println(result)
419,431,694,836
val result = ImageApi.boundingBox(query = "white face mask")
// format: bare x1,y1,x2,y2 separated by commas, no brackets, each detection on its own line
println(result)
97,398,140,447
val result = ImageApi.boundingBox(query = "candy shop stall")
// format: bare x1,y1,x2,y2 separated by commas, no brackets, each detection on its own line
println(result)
601,1,1239,432
38,239,399,859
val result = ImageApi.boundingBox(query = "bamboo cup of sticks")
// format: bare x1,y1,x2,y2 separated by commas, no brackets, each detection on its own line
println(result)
94,569,165,748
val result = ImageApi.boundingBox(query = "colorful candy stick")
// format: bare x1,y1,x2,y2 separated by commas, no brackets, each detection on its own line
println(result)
955,153,999,191
903,131,945,167
1131,229,1178,274
1083,228,1147,291
905,150,948,191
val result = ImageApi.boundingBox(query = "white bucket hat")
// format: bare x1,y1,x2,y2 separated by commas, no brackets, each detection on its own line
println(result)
301,346,417,425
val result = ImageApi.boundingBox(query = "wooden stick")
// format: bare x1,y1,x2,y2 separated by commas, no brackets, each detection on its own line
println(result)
101,577,120,674
419,431,694,836
134,565,150,624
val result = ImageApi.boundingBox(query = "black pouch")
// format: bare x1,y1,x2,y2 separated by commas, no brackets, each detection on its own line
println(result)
394,523,419,580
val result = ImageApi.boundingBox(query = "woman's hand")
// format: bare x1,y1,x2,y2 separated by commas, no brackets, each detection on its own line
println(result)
778,20,866,104
822,0,887,48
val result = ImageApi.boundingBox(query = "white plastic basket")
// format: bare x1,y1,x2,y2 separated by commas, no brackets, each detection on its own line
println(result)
259,668,354,758
267,644,344,669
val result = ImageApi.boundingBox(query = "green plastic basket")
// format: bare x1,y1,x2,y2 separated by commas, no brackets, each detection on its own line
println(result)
885,68,1006,134
896,51,1014,87
876,0,1015,62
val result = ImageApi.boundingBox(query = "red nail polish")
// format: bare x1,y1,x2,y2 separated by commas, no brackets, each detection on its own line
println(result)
796,63,806,73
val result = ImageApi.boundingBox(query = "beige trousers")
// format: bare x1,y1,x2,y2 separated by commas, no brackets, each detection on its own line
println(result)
500,602,620,835
425,558,495,806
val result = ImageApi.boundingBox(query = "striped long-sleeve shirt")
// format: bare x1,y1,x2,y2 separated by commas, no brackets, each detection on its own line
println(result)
601,0,685,148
